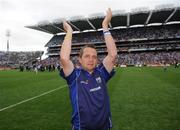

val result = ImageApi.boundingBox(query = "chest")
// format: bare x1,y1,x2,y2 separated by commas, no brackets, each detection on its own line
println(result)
76,71,108,111
77,71,105,93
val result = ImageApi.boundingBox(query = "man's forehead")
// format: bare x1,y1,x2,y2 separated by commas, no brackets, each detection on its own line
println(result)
83,47,97,54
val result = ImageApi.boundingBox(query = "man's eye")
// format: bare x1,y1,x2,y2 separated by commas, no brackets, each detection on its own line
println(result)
84,55,89,58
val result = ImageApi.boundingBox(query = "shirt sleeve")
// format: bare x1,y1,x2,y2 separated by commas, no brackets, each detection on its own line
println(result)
59,68,77,85
98,63,115,82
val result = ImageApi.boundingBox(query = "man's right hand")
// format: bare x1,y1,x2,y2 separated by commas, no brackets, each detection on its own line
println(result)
102,8,112,30
63,21,73,33
60,21,74,77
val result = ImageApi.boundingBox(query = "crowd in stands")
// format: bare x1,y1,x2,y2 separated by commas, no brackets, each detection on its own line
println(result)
117,51,179,66
1,24,180,71
1,51,179,71
46,24,180,47
18,57,60,72
44,24,180,68
0,51,43,68
112,25,180,41
67,51,179,66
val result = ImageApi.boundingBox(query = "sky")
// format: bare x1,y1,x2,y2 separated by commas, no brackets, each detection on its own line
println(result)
0,0,180,58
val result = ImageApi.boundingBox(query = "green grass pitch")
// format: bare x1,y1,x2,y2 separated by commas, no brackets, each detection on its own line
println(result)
0,67,179,130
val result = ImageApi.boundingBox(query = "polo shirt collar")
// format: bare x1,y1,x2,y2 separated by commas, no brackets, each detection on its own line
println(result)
79,66,98,77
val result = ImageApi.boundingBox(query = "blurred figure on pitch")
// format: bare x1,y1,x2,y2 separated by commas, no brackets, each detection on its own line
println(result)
34,65,38,74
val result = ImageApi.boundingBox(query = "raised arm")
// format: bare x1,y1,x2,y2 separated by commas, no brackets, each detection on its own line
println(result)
60,21,74,76
102,8,117,73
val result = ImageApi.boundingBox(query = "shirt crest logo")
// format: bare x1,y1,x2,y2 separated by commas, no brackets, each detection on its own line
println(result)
80,80,88,84
96,77,101,83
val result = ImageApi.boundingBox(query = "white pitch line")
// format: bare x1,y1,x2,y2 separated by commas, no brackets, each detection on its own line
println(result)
0,85,67,112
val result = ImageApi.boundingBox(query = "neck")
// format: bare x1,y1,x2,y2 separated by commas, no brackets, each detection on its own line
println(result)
81,66,94,74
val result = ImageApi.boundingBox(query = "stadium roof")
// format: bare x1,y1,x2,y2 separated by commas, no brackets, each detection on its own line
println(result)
26,6,180,34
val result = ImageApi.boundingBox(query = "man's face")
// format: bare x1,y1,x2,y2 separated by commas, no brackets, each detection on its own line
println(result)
79,47,98,73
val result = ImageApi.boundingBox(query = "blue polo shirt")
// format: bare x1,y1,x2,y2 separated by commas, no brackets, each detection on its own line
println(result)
60,63,115,130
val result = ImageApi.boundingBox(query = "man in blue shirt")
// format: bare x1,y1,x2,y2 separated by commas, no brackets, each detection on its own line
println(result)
60,8,117,130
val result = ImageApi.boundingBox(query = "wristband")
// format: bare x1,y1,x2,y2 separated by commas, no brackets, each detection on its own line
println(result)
103,30,111,35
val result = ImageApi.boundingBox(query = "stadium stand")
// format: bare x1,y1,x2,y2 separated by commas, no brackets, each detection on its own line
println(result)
0,51,43,70
26,5,180,67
